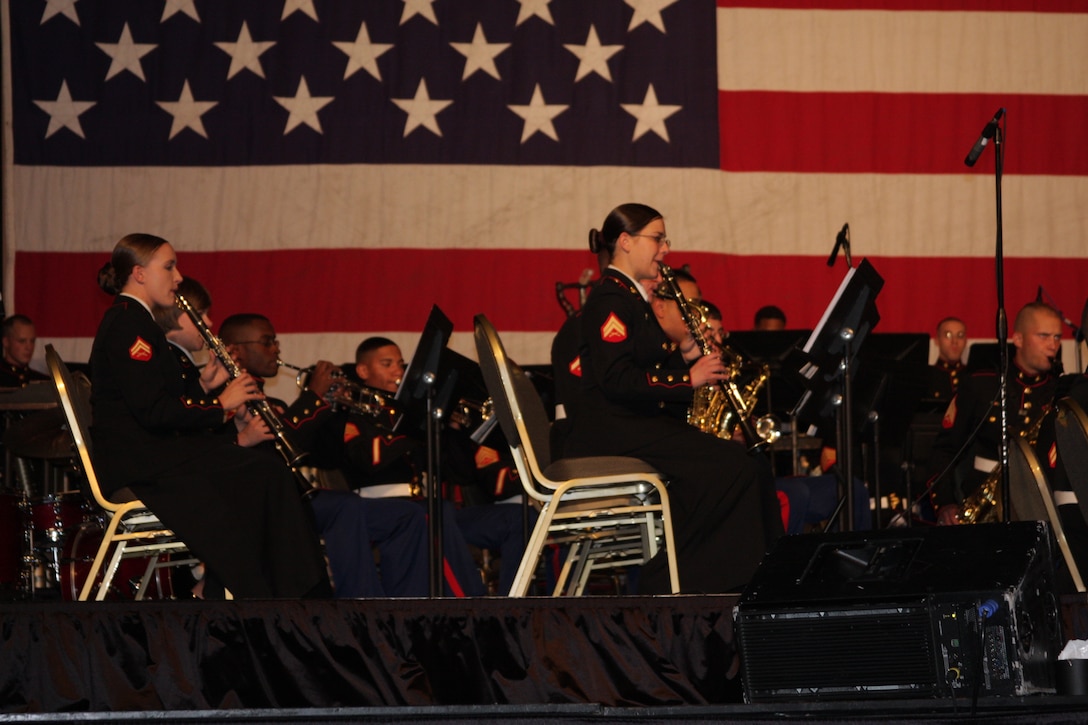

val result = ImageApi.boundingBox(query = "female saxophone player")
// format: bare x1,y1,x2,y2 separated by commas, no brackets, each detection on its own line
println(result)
563,204,783,594
91,233,330,598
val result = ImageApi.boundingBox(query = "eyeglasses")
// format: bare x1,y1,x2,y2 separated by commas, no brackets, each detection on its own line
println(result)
631,233,671,248
941,331,966,340
235,337,279,348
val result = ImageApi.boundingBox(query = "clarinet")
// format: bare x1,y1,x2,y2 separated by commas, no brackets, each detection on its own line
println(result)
175,294,315,498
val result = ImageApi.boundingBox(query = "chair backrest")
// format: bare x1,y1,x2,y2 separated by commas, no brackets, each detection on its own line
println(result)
45,345,114,512
474,315,554,492
1056,397,1088,523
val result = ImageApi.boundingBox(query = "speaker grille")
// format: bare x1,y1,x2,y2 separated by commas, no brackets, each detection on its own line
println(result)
738,606,936,698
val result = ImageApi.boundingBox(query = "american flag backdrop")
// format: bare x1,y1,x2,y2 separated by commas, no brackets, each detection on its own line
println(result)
3,0,1087,403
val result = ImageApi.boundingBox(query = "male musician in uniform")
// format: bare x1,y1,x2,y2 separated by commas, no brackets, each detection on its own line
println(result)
0,315,48,387
218,313,430,598
345,337,531,596
930,301,1062,525
927,317,967,402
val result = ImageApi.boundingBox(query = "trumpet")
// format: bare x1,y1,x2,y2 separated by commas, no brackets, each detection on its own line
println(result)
278,360,399,428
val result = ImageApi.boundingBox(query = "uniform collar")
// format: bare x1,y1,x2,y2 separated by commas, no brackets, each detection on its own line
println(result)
605,266,650,303
119,293,153,316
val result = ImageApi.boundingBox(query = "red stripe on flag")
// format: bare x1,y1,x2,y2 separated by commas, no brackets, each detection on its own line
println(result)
719,92,1088,175
716,0,1087,11
16,250,1088,342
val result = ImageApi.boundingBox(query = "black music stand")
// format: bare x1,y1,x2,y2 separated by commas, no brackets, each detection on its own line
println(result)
726,330,811,475
395,305,454,596
789,258,884,531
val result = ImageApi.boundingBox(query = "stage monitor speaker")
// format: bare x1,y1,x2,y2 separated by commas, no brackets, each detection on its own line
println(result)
734,522,1062,702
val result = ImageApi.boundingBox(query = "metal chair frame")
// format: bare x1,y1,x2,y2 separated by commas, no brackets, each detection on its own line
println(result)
46,345,197,601
473,315,680,596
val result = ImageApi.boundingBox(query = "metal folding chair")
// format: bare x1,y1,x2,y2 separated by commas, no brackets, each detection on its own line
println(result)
46,345,197,600
473,315,679,596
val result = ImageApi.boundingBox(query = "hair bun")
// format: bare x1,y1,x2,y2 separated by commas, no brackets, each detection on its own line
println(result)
97,261,120,295
588,228,602,254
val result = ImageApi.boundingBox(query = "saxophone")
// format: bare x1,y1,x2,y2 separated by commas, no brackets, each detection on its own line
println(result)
657,263,778,452
958,359,1062,524
175,294,315,498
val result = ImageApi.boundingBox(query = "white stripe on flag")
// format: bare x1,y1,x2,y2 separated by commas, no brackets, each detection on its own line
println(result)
718,8,1088,94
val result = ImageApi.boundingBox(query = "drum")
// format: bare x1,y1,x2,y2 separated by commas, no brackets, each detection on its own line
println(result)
32,492,93,545
60,523,174,601
0,492,28,588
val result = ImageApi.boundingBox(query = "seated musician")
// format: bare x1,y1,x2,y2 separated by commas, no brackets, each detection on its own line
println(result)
927,317,967,402
216,313,430,598
929,301,1062,525
342,336,532,596
91,234,330,599
562,203,782,594
0,315,49,387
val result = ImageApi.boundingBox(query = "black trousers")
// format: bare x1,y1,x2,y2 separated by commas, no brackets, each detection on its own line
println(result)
568,415,783,594
130,444,329,599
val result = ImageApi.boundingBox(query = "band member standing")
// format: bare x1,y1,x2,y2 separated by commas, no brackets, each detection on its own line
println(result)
929,301,1062,525
91,233,331,598
564,203,783,594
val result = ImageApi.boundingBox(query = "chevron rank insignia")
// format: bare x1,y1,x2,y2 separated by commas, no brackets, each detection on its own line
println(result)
601,313,627,342
128,337,152,362
568,355,582,377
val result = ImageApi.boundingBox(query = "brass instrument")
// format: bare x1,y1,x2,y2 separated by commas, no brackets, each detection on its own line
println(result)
278,360,399,428
657,263,778,452
958,358,1062,524
175,294,314,497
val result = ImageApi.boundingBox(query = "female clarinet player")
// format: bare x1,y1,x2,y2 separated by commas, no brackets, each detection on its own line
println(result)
90,233,331,598
563,204,783,594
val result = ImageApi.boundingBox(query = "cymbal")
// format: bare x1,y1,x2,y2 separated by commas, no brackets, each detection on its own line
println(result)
0,381,57,410
3,408,73,460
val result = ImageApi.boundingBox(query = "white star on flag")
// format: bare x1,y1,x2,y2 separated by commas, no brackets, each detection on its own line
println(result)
273,77,334,134
508,84,569,143
400,0,438,26
450,24,510,81
161,0,199,22
96,23,157,82
564,25,623,82
282,0,318,22
515,0,554,26
41,0,80,25
621,84,681,141
624,0,679,33
33,80,96,139
392,79,453,137
215,22,275,80
156,80,217,139
334,22,393,81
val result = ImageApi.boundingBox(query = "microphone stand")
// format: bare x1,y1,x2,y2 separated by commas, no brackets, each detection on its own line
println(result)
992,124,1012,521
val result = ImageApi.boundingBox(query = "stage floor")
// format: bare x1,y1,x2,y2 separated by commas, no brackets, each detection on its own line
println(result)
2,592,1088,719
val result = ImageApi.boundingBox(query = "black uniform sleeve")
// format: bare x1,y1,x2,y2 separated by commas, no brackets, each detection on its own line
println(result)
579,278,694,406
100,305,225,433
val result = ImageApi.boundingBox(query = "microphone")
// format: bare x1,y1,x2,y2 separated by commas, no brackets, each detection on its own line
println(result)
826,223,850,268
964,108,1005,167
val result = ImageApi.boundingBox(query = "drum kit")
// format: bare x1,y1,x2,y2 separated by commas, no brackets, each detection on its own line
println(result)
1,382,174,601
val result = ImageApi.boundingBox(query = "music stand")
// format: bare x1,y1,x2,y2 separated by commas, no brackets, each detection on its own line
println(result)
395,305,454,596
726,330,811,475
789,258,884,531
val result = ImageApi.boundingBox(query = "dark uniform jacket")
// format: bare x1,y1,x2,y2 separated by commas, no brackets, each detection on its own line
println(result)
0,360,49,388
567,268,694,455
927,360,965,402
90,296,227,496
929,362,1056,506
